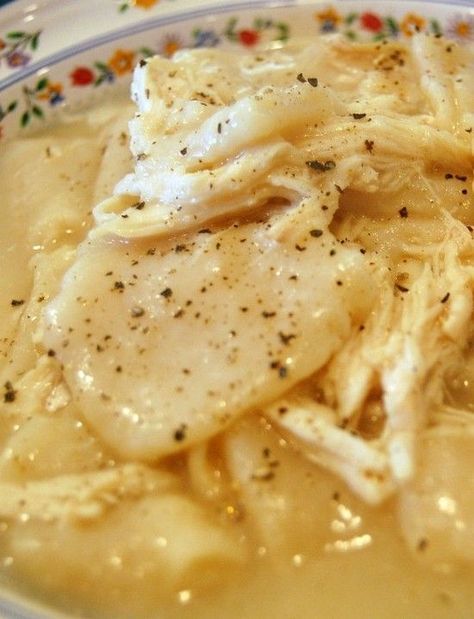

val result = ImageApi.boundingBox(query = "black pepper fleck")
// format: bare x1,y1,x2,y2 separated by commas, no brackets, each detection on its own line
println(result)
3,381,16,403
417,538,429,552
364,139,374,152
306,160,336,172
278,332,296,346
174,424,187,442
396,284,409,293
160,287,173,298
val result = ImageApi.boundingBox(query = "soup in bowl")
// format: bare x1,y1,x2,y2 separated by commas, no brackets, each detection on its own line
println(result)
0,1,473,617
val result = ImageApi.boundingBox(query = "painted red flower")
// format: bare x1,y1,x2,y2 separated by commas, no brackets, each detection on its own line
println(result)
238,29,260,46
360,12,383,32
70,67,94,86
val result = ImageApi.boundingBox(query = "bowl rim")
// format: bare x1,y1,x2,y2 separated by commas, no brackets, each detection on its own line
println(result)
1,0,473,92
0,0,292,90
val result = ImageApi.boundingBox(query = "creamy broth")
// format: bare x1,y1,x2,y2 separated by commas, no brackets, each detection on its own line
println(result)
0,34,473,618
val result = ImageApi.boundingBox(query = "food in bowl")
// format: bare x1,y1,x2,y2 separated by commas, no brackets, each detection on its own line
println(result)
0,24,473,618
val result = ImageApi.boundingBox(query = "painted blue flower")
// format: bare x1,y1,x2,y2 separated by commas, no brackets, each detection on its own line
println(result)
49,92,64,106
193,29,220,48
320,21,337,34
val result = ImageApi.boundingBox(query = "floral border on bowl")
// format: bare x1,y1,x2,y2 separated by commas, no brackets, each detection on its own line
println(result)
118,0,179,14
0,29,41,70
0,3,473,140
314,6,474,41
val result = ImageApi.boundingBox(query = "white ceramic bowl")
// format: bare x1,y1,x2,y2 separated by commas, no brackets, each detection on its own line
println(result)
0,0,473,617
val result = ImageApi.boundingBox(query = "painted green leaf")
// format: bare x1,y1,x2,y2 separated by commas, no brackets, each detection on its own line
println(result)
36,77,48,92
139,47,154,58
345,13,358,25
7,100,18,113
385,17,399,35
224,17,238,39
430,19,442,36
6,31,25,39
277,23,289,41
32,105,43,118
20,111,30,127
31,32,40,50
94,61,109,72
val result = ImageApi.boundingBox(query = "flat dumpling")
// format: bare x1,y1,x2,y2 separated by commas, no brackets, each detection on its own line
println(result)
42,203,375,460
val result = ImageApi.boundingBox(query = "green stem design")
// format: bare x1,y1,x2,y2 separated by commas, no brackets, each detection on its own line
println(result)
0,30,41,66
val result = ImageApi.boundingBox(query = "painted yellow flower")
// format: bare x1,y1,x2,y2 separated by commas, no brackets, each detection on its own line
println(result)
314,7,342,26
446,14,474,40
49,82,63,96
108,49,136,75
455,22,470,37
400,13,426,37
451,19,473,39
37,82,63,102
161,35,182,58
133,0,159,7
